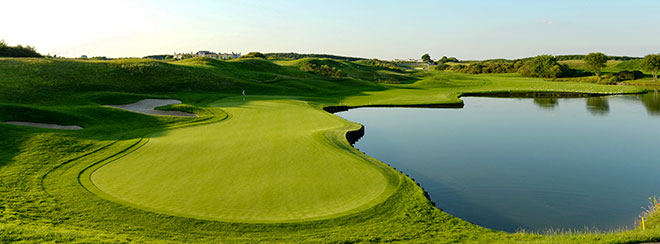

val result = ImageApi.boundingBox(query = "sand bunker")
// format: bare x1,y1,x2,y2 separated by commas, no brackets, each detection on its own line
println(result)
106,99,197,117
4,121,83,130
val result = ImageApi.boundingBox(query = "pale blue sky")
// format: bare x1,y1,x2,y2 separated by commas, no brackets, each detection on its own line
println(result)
2,0,659,59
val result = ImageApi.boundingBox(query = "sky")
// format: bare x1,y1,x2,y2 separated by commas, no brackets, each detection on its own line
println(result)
1,0,659,60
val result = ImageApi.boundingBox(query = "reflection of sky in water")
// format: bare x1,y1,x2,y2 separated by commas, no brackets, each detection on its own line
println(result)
337,93,660,232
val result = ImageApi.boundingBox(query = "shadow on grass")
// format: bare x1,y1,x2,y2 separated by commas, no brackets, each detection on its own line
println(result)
0,101,220,168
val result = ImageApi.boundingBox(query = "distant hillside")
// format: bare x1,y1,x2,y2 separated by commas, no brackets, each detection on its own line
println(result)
555,55,641,61
473,55,642,63
143,54,173,60
0,41,42,57
265,52,366,61
277,58,413,84
0,57,405,104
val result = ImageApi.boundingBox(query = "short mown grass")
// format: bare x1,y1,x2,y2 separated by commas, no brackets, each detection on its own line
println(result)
0,57,658,243
86,99,399,223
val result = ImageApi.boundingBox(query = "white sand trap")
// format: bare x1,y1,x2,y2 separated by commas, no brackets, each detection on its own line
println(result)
4,121,83,130
106,99,197,117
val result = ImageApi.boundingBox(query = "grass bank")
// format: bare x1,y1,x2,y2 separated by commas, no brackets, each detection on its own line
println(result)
0,57,658,243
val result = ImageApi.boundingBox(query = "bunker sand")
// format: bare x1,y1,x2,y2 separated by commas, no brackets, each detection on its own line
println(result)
106,99,197,117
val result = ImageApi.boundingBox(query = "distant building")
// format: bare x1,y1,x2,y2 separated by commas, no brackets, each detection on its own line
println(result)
173,53,188,60
220,53,232,59
392,58,421,63
196,51,219,59
196,51,212,56
173,51,241,60
81,55,88,58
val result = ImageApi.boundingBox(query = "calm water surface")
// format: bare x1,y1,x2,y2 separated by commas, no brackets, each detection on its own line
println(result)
337,92,660,232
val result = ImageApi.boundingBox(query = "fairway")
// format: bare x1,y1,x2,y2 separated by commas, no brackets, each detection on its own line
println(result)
87,99,399,222
2,56,658,243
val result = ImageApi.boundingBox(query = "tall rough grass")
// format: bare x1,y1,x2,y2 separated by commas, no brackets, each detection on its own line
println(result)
640,196,660,229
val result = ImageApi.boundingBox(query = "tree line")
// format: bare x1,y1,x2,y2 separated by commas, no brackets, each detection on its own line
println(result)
422,54,460,64
300,62,345,78
427,52,660,81
555,55,640,61
0,40,42,57
265,52,365,61
434,55,585,78
357,59,401,71
578,52,658,81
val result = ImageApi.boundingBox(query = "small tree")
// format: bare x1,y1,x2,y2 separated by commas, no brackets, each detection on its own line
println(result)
584,52,608,78
437,56,459,63
530,55,558,78
518,55,570,79
421,53,432,64
641,54,660,81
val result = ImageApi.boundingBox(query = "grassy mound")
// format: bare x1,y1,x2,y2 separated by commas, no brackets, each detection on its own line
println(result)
285,58,415,83
0,57,388,104
0,104,82,126
560,59,646,74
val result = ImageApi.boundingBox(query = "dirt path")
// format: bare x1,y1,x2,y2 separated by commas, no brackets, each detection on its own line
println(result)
106,99,196,117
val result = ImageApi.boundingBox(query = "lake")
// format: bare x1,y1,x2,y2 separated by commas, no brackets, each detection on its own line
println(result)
336,91,660,232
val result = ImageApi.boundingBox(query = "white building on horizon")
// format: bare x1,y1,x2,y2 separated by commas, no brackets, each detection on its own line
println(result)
173,51,242,60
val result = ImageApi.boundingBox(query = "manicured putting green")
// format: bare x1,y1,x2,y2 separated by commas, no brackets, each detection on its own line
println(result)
89,99,398,222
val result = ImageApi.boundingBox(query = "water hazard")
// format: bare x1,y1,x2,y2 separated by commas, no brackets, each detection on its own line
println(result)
337,91,660,232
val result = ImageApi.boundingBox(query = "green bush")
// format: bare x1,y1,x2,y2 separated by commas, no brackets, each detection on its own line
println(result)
111,61,167,76
240,52,266,59
442,62,518,74
434,63,450,71
437,56,460,63
608,76,619,84
359,59,401,71
614,70,645,81
300,63,345,78
518,55,572,78
0,40,42,57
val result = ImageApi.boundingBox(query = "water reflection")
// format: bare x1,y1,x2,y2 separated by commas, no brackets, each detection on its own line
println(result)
337,93,660,232
533,98,558,110
586,97,610,115
620,90,660,116
529,91,660,116
641,90,660,115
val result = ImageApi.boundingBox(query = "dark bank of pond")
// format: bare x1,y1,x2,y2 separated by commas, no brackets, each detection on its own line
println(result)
336,91,660,232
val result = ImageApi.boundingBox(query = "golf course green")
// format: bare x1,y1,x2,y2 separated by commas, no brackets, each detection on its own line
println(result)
86,99,398,222
1,57,659,243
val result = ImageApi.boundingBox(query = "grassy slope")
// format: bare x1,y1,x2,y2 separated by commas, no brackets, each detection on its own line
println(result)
340,72,641,106
88,99,398,222
559,59,644,74
0,57,385,105
0,57,658,243
559,59,659,86
276,58,415,83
